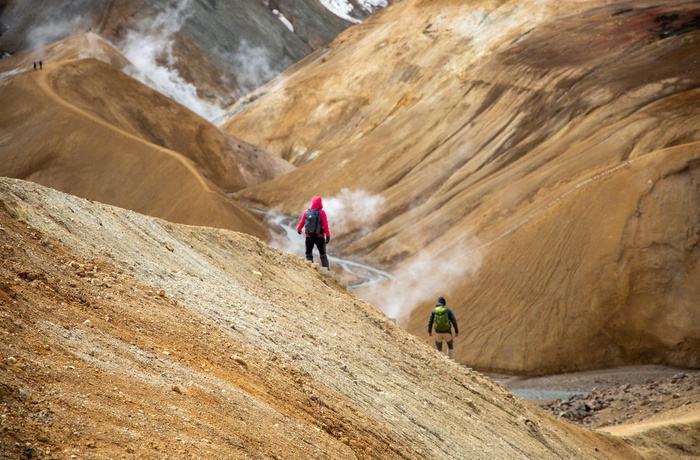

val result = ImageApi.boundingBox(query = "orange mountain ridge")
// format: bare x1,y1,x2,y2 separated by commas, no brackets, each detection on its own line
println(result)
1,0,700,457
222,0,700,375
0,49,292,239
0,0,698,376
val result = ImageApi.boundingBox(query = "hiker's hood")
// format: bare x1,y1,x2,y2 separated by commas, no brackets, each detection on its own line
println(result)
311,196,323,210
436,297,446,306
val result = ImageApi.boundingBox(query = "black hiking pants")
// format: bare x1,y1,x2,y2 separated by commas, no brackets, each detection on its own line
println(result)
305,235,329,269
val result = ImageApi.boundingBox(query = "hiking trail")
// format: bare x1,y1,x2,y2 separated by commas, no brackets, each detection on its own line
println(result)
33,60,218,194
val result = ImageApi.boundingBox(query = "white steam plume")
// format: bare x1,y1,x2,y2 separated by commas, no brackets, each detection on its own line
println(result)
361,236,482,323
117,0,222,120
227,40,280,96
265,212,301,256
26,16,84,55
321,188,385,237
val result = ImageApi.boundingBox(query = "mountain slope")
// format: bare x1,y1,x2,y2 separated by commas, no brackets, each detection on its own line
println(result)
221,0,700,374
0,177,644,459
0,56,292,238
0,0,388,108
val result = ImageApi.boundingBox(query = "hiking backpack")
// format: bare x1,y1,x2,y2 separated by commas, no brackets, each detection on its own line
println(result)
433,306,451,331
304,208,322,235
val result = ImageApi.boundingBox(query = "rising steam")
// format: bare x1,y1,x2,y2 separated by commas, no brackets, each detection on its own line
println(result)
117,0,222,120
26,16,84,54
263,188,480,324
360,235,483,323
321,188,385,237
227,39,281,97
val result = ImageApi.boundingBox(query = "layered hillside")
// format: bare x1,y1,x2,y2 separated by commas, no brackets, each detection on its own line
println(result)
222,0,700,374
0,0,389,239
0,177,646,459
1,1,700,454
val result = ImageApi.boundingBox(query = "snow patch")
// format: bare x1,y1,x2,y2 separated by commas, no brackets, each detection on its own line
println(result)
272,9,294,32
320,0,388,24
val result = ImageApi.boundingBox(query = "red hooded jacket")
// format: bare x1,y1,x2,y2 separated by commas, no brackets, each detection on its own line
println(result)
296,196,331,237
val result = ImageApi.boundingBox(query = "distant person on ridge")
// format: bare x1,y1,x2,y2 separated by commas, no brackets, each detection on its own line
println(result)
296,196,331,270
428,296,459,359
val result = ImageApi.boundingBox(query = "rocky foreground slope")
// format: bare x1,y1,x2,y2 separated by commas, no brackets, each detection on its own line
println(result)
0,177,649,459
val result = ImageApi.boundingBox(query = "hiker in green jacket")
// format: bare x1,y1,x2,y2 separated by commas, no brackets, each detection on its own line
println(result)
428,296,459,359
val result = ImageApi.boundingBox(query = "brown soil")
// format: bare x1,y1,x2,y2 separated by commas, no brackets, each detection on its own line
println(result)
0,177,654,460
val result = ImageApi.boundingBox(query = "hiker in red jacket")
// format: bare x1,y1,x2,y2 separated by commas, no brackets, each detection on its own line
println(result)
296,196,331,269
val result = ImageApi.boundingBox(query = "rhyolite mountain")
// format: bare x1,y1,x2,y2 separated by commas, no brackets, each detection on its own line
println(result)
0,0,389,239
0,0,391,104
1,1,700,457
0,176,651,460
1,0,699,377
222,0,700,375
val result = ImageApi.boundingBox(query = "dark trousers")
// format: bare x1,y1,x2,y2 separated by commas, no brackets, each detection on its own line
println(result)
305,235,329,268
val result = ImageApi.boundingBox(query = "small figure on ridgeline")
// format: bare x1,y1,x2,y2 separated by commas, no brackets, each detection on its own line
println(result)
296,196,331,270
33,61,36,70
428,296,459,359
39,60,42,70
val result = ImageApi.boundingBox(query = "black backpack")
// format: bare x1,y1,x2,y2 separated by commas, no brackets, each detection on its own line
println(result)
304,208,322,234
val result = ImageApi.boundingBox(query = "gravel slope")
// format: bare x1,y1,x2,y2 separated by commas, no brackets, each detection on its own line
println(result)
0,177,647,459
